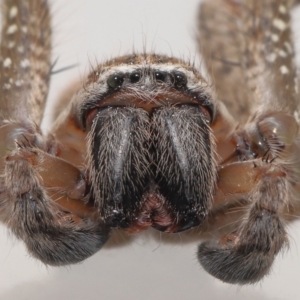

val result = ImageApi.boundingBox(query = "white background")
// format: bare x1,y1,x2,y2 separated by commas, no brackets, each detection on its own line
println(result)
1,1,300,299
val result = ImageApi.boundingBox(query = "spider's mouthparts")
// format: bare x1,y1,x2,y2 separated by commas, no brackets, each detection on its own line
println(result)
87,104,217,233
120,191,203,234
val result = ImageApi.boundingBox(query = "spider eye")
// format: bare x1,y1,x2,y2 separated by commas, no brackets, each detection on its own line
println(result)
107,74,124,89
130,71,141,83
172,71,187,88
154,70,167,82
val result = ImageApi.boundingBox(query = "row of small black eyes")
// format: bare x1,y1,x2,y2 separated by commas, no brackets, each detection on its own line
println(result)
107,70,187,89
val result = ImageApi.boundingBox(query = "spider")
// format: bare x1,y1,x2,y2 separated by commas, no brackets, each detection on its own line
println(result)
0,0,300,285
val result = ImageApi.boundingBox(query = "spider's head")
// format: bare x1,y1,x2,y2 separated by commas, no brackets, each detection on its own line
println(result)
73,54,215,130
72,54,217,233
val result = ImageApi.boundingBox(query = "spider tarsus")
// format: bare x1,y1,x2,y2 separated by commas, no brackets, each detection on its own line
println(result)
198,240,274,284
10,185,111,265
198,175,288,284
25,220,111,266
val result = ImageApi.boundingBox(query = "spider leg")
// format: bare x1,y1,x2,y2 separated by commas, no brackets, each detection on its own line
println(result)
198,172,289,284
0,0,110,265
0,0,51,124
0,129,110,265
198,0,299,123
199,110,300,284
0,124,110,266
198,0,251,123
197,0,300,283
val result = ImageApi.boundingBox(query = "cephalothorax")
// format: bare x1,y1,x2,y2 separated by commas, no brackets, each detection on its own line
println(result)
1,0,300,285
